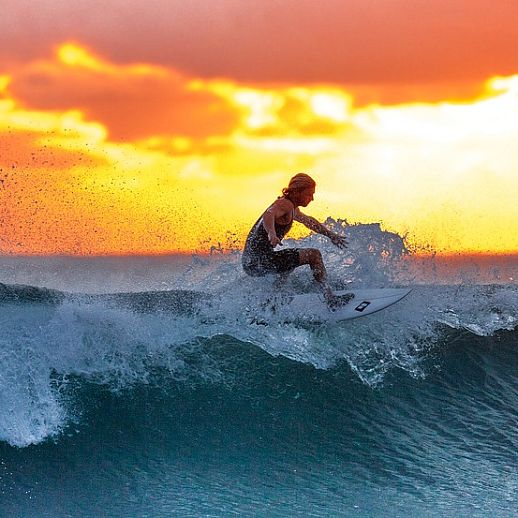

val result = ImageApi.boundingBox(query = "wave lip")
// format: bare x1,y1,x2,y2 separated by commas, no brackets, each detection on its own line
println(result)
1,223,518,448
0,371,66,448
0,282,65,305
2,330,518,517
1,279,517,448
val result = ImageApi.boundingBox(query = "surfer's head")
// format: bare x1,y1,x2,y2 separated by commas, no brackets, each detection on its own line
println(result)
282,173,316,207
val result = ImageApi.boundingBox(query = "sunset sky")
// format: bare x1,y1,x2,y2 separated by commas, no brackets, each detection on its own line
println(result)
2,0,518,255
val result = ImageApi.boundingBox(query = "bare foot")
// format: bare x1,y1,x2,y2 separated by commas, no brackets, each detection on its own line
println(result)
325,292,355,311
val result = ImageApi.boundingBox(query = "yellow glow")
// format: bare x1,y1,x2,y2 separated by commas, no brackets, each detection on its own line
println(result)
233,134,334,154
0,75,10,93
204,82,353,133
57,43,105,70
310,92,350,122
488,75,518,92
232,90,282,129
57,42,168,78
2,43,518,255
205,82,284,130
171,137,192,152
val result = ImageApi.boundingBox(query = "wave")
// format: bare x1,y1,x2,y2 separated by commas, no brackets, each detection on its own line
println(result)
2,330,517,516
1,280,517,448
0,282,65,305
1,222,517,448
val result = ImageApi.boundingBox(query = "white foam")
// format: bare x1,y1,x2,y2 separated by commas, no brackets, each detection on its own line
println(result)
1,222,517,447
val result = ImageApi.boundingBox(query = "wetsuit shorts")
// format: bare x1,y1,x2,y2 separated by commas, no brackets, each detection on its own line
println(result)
242,248,300,277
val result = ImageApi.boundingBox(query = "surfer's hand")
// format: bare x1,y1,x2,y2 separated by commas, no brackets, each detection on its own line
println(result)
330,234,347,250
269,233,281,247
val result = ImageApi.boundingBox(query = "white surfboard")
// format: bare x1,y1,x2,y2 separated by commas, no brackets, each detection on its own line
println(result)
280,288,412,323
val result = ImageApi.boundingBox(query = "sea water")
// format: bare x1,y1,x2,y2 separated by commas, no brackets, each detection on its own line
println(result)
0,222,517,517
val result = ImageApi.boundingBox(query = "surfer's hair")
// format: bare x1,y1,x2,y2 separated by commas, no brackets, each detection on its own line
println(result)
282,173,316,198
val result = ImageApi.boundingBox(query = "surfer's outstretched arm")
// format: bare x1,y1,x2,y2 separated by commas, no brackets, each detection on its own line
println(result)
294,210,347,249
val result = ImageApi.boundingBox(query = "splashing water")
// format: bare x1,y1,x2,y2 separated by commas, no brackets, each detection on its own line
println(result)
0,221,517,447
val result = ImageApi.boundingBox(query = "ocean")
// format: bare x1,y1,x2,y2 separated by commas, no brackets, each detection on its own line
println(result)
0,223,517,517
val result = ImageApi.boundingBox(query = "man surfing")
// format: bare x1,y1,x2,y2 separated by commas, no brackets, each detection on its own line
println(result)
242,173,353,309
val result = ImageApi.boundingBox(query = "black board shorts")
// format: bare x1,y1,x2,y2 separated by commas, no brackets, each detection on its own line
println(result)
242,248,301,277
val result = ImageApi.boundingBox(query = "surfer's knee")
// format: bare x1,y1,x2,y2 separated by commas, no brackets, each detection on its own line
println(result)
299,248,322,264
299,248,326,282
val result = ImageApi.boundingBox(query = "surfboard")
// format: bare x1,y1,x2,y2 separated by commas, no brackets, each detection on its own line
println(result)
277,288,412,324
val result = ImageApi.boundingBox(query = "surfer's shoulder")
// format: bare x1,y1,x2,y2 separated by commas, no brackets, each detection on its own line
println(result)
267,197,293,215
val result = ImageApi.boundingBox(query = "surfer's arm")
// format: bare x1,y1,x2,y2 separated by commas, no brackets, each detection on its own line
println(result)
262,210,281,246
262,200,292,247
294,210,347,249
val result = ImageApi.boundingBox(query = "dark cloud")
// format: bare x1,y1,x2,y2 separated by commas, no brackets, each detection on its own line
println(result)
2,0,518,93
7,55,240,141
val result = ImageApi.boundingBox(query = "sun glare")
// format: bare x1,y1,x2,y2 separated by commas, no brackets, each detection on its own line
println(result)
309,92,350,122
1,43,518,255
57,43,104,70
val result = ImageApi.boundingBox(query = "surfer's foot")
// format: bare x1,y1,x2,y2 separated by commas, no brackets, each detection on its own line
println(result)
325,292,355,311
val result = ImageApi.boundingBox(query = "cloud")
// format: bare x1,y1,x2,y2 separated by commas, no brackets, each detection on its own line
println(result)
2,40,518,254
4,43,362,152
5,43,240,142
2,0,518,100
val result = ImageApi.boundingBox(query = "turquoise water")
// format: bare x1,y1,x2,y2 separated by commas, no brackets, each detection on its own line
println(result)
1,225,517,517
1,327,517,517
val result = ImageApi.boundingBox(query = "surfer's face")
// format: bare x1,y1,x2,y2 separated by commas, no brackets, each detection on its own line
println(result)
298,186,315,207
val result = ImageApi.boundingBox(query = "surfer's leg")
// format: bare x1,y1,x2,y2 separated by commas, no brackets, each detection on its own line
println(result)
298,248,333,298
298,249,353,309
270,249,300,278
298,248,327,283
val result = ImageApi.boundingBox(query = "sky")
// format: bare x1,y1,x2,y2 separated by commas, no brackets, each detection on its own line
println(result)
1,0,518,255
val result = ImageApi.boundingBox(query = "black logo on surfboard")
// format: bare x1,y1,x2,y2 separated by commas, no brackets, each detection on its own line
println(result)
354,301,371,312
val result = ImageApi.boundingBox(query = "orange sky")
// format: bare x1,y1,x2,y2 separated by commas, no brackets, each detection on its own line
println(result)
1,1,518,255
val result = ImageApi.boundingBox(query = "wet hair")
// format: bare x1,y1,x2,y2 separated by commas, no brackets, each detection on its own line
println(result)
281,173,316,198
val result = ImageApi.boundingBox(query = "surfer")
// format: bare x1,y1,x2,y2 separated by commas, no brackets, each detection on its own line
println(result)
242,173,352,308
